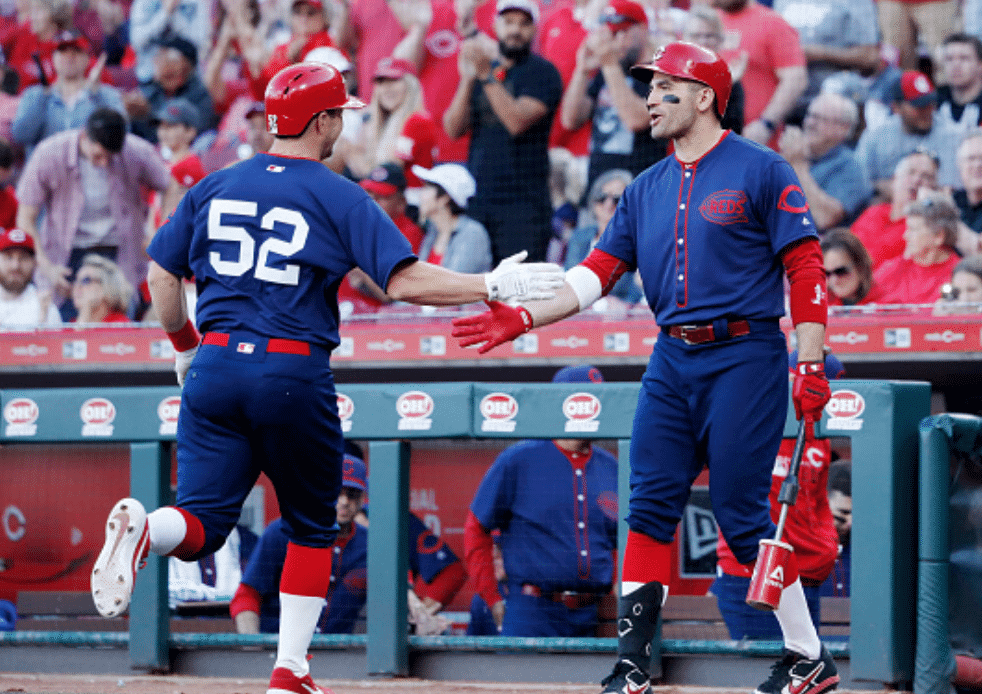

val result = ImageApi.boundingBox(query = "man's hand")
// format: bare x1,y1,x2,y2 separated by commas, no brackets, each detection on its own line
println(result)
37,257,72,296
175,346,197,386
792,361,830,431
778,125,807,166
484,250,565,302
452,300,532,353
491,599,505,630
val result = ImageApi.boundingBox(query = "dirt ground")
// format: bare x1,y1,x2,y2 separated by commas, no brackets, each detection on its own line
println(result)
0,674,901,694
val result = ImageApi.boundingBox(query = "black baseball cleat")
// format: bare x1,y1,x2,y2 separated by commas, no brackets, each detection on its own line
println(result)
599,660,652,694
753,646,840,694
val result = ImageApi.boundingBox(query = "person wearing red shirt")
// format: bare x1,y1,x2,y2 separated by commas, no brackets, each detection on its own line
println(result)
70,253,132,323
821,229,886,306
875,195,963,305
7,0,72,92
851,149,940,270
0,138,17,231
538,0,593,157
713,350,844,640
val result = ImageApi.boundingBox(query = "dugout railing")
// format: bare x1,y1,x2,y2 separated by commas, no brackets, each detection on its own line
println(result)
0,380,930,687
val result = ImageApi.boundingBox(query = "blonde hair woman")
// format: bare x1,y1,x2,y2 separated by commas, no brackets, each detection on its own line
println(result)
71,254,133,323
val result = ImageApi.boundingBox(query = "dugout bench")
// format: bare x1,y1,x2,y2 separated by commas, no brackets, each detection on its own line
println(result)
0,380,929,687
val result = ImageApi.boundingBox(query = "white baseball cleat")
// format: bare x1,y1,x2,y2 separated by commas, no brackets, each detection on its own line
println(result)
267,667,335,694
91,498,149,618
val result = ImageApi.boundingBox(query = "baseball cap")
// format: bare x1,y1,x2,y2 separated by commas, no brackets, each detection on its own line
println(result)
342,453,368,492
304,46,352,73
600,0,647,32
411,163,476,208
496,0,539,23
0,228,35,254
788,350,845,380
54,29,90,53
170,155,206,188
892,70,936,107
360,162,407,196
154,98,200,130
293,0,325,9
159,36,198,66
552,364,604,383
374,56,416,81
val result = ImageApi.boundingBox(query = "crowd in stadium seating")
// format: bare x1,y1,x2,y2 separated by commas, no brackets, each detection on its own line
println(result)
2,0,982,326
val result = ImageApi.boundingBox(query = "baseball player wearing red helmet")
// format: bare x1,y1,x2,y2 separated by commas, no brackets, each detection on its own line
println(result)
90,62,563,694
453,41,836,694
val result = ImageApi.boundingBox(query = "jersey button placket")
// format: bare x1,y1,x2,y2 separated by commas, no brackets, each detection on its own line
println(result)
574,468,589,577
676,165,693,306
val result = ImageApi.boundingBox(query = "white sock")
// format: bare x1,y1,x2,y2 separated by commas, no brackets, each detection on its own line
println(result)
620,581,669,605
774,578,821,659
147,507,187,555
275,593,326,677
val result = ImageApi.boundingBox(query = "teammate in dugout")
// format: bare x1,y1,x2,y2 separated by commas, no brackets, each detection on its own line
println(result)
89,61,564,694
466,364,619,636
452,41,839,694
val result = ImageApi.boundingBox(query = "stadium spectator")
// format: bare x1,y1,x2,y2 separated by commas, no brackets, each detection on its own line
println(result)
12,30,124,158
875,0,956,78
954,130,982,234
201,0,262,123
564,169,642,306
146,98,206,238
937,33,982,134
713,350,844,640
855,70,960,195
169,524,258,609
820,459,851,597
244,0,336,102
6,0,72,92
69,252,133,322
124,36,216,144
778,92,871,231
559,0,665,195
874,194,962,304
413,163,492,273
239,101,274,159
851,149,940,269
443,0,563,263
336,162,425,315
772,0,879,110
0,227,61,326
681,4,744,134
128,0,212,85
347,57,438,200
14,107,169,317
713,0,807,146
465,365,618,636
0,138,16,230
936,253,982,312
93,0,132,72
0,53,21,147
821,228,885,306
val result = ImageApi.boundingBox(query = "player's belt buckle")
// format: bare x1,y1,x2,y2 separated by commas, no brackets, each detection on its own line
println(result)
677,324,712,345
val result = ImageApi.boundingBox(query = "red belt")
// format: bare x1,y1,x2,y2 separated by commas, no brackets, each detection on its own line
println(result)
521,584,605,610
665,319,750,345
203,332,311,356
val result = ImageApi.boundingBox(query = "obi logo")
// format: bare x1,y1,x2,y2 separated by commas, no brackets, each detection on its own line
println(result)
563,392,601,433
337,393,354,432
397,391,434,431
157,395,181,436
480,393,518,432
699,190,749,225
81,397,116,436
825,390,864,431
4,397,39,437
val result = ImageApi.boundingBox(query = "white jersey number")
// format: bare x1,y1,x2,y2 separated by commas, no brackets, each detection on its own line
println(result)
207,199,309,286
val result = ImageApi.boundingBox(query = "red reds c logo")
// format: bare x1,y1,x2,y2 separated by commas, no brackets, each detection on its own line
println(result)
777,185,809,213
699,190,749,224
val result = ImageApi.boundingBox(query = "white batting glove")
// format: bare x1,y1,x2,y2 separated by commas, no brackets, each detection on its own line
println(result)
174,346,197,387
484,250,565,302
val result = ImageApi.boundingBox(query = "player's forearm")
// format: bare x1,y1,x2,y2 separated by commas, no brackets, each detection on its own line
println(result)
147,260,189,332
523,283,581,328
794,322,825,363
387,261,489,305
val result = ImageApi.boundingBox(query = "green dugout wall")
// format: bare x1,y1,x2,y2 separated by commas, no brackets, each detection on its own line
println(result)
0,380,929,686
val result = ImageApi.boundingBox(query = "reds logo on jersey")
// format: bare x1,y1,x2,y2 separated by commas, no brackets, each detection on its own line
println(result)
699,190,749,224
777,185,809,213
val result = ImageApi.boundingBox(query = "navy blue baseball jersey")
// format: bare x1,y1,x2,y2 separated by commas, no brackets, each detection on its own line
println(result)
597,132,818,326
148,152,416,349
408,513,459,583
241,518,368,634
470,439,618,594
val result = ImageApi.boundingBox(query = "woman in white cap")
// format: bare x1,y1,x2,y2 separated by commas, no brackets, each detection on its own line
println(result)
413,163,492,274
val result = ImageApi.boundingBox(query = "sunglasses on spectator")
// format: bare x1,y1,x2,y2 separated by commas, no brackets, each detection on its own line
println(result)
76,275,103,285
825,266,852,278
594,194,621,205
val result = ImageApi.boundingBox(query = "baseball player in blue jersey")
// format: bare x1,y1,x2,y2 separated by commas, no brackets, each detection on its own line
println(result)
466,365,619,637
453,42,837,694
89,62,563,694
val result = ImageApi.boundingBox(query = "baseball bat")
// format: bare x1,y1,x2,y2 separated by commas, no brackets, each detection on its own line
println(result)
774,416,808,541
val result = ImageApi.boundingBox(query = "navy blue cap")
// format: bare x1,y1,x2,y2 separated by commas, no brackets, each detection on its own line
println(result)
552,364,604,384
789,350,845,379
342,453,367,492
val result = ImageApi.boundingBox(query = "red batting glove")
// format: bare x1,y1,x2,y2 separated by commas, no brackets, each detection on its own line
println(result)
451,301,532,354
792,361,831,430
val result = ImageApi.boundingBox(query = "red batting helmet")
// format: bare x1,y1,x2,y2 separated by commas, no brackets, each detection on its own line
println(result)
264,62,365,137
630,41,732,120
